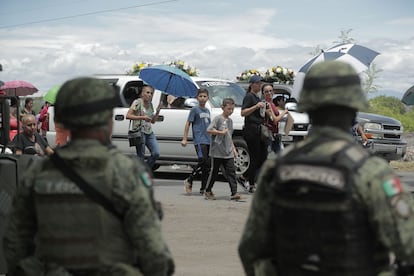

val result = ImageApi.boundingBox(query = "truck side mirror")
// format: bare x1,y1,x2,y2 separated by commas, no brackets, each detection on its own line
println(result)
184,98,198,108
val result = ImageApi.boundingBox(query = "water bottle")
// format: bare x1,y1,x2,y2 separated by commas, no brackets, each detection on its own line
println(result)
215,119,227,143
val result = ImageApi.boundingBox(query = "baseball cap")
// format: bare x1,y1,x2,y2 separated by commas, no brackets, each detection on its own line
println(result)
249,75,263,83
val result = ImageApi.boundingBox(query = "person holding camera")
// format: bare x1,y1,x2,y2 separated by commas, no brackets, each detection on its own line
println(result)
262,83,288,154
240,75,267,193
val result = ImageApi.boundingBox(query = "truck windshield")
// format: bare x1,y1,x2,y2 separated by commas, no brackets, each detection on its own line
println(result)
196,81,246,108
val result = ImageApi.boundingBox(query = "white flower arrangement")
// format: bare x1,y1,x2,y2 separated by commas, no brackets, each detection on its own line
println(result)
166,60,199,76
237,66,295,84
236,69,262,81
263,66,295,84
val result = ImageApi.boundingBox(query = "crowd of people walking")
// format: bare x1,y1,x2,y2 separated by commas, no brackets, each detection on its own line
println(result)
3,60,414,276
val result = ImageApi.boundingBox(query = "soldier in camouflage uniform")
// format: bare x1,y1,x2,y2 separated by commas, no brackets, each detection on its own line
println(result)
238,61,414,276
4,77,174,275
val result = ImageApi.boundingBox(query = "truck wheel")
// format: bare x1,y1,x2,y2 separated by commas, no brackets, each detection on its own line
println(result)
233,138,250,176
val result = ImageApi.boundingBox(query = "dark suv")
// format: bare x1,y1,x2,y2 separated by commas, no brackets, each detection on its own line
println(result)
356,112,407,161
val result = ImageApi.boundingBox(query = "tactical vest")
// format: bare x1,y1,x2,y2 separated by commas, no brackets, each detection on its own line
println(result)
271,139,388,276
32,165,135,270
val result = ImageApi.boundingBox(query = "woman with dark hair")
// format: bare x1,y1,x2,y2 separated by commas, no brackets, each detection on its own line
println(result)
240,75,267,193
262,84,288,154
20,97,36,118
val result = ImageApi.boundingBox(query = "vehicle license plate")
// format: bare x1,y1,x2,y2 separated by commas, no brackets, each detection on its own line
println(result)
396,147,403,155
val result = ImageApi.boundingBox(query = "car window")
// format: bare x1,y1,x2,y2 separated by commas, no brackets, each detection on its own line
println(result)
196,81,245,108
121,81,144,107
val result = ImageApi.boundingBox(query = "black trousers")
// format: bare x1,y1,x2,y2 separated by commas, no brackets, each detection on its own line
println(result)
188,144,211,190
243,124,268,186
206,157,238,195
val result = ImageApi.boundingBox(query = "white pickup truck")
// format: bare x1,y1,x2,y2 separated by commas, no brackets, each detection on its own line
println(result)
46,75,310,175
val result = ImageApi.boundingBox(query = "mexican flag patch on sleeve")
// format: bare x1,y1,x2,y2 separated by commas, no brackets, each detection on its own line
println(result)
140,171,153,188
382,177,403,197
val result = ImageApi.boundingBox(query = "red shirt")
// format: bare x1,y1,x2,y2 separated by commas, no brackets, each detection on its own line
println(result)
264,99,279,133
39,105,49,131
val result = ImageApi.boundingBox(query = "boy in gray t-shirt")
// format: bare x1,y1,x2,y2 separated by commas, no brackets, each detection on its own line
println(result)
205,98,241,201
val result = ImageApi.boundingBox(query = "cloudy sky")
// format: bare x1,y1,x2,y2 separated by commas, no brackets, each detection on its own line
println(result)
1,0,413,98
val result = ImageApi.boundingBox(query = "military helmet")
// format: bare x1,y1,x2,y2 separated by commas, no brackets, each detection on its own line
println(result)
55,77,120,129
298,60,368,112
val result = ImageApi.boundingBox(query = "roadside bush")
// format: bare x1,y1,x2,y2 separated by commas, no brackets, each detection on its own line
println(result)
367,96,414,132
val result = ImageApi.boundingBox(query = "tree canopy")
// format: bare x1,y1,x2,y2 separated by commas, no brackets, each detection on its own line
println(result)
367,96,414,132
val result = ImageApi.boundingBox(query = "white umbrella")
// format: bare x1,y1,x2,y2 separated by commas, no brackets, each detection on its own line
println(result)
298,43,380,74
292,43,380,98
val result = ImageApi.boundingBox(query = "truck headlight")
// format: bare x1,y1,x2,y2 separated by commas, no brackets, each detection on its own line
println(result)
363,122,382,139
364,122,381,130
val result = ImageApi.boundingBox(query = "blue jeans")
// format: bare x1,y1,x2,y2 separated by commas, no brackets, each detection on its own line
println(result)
135,132,160,169
266,136,282,154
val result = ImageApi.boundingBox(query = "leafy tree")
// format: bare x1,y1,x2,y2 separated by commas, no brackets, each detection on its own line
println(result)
333,29,356,44
362,63,383,94
368,96,414,132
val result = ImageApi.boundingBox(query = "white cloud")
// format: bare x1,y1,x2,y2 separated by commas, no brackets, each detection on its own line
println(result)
1,2,413,99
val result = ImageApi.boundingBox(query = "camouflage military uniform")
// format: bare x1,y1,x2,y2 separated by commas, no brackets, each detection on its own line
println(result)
238,61,414,276
4,77,174,276
239,127,414,275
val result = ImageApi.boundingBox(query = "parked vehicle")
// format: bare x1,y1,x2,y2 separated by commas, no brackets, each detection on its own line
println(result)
46,75,309,175
356,112,407,161
46,75,406,175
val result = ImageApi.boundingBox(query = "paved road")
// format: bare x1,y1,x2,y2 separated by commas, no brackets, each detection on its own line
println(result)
154,164,414,187
152,165,414,275
152,165,251,276
398,172,414,191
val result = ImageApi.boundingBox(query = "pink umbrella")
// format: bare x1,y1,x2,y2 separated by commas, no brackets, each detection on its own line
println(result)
0,80,38,96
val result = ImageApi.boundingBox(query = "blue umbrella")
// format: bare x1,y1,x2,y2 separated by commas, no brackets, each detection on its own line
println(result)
299,43,380,73
139,64,198,97
402,85,414,105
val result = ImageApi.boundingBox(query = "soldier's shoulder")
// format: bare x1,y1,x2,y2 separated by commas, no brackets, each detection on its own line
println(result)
108,146,135,164
359,155,393,174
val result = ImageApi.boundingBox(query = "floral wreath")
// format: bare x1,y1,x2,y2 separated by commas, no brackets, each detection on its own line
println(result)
236,69,262,81
263,66,295,84
127,62,153,75
236,66,295,84
166,60,199,76
127,60,199,77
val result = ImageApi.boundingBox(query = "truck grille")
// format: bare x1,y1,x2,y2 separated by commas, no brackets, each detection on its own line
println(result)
293,124,309,131
383,124,401,139
383,125,400,131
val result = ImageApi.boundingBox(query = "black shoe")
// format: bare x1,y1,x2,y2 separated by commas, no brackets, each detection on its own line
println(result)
248,186,256,193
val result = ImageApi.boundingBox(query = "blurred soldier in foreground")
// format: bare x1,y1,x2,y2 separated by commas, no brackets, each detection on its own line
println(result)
238,61,414,276
4,77,174,275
